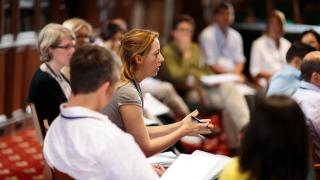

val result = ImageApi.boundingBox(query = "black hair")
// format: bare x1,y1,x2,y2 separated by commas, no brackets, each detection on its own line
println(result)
300,29,320,48
286,41,315,63
172,14,195,30
100,21,124,41
240,95,309,180
70,45,119,95
213,2,233,15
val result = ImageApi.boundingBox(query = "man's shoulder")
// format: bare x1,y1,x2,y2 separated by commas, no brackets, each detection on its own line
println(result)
200,25,215,38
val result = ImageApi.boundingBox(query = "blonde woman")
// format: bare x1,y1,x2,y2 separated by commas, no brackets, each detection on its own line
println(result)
62,18,93,80
28,23,75,136
103,29,213,157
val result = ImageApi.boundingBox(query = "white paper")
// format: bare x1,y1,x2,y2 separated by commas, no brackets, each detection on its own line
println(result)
160,154,220,180
143,93,170,116
147,152,177,168
200,74,242,86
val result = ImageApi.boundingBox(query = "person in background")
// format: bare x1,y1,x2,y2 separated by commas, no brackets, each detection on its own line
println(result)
62,18,93,80
62,18,93,48
219,95,310,180
27,23,75,136
199,2,246,77
293,51,320,162
43,45,160,179
102,29,213,157
250,10,291,88
300,29,320,51
162,15,249,149
94,21,124,53
267,42,315,96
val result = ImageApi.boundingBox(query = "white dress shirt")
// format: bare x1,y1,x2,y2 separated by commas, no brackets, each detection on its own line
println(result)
250,35,291,77
199,24,246,72
293,81,320,135
43,105,159,180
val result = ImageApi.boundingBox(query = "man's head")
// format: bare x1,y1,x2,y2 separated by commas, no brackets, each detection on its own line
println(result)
70,45,120,108
301,51,320,86
100,21,124,51
213,2,234,31
286,42,315,69
171,15,195,43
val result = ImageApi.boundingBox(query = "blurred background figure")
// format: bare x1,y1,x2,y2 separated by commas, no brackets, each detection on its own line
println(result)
199,2,246,78
62,18,94,80
267,42,315,96
250,10,291,89
62,18,93,48
162,15,249,149
300,29,320,51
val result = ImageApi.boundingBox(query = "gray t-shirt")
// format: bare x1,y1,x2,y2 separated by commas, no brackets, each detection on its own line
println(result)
102,82,142,131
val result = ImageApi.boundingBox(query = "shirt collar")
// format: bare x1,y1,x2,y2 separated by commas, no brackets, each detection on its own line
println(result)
59,104,108,121
300,81,320,92
284,65,301,77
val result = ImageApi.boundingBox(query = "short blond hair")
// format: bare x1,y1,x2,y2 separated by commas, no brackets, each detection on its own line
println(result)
62,18,93,35
38,23,74,62
119,29,159,84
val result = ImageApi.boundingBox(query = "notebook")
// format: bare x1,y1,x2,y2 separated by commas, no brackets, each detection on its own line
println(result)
160,150,231,180
161,151,231,180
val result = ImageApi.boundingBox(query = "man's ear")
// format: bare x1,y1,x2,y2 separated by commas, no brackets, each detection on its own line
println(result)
134,54,143,64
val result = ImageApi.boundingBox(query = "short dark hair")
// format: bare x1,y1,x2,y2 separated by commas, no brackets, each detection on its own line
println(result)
240,95,309,180
300,29,320,45
70,45,119,95
172,14,195,30
301,54,320,81
286,41,315,63
100,21,124,41
213,2,233,15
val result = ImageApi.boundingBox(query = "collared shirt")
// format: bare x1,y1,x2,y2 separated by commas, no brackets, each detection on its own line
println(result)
250,35,291,77
293,81,320,135
199,24,246,72
267,65,301,96
293,81,320,162
43,105,159,180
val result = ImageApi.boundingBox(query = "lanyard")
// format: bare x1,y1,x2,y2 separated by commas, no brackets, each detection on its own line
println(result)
131,80,144,108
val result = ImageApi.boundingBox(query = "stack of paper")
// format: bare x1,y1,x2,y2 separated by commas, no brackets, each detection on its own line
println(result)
160,150,231,180
200,74,242,86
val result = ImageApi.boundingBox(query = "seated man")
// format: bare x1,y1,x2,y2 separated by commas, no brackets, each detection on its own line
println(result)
292,51,320,162
267,42,315,96
43,45,159,179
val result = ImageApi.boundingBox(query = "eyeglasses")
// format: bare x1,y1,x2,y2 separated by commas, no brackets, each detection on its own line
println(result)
52,44,76,50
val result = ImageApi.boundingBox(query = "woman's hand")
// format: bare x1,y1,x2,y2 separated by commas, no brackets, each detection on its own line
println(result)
180,110,214,136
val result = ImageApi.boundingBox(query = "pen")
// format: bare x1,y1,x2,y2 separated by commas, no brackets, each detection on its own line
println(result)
191,116,203,123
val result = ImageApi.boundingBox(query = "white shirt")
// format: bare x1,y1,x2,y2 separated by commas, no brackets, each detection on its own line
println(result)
293,81,320,135
250,34,291,77
43,105,159,180
199,24,246,72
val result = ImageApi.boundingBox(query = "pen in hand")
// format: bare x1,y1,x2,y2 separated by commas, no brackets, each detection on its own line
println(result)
191,115,203,123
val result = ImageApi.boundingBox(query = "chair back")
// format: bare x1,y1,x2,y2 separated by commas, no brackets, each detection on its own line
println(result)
29,103,44,145
53,168,74,180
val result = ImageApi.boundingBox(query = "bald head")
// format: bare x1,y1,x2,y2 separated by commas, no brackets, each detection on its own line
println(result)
301,51,320,82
